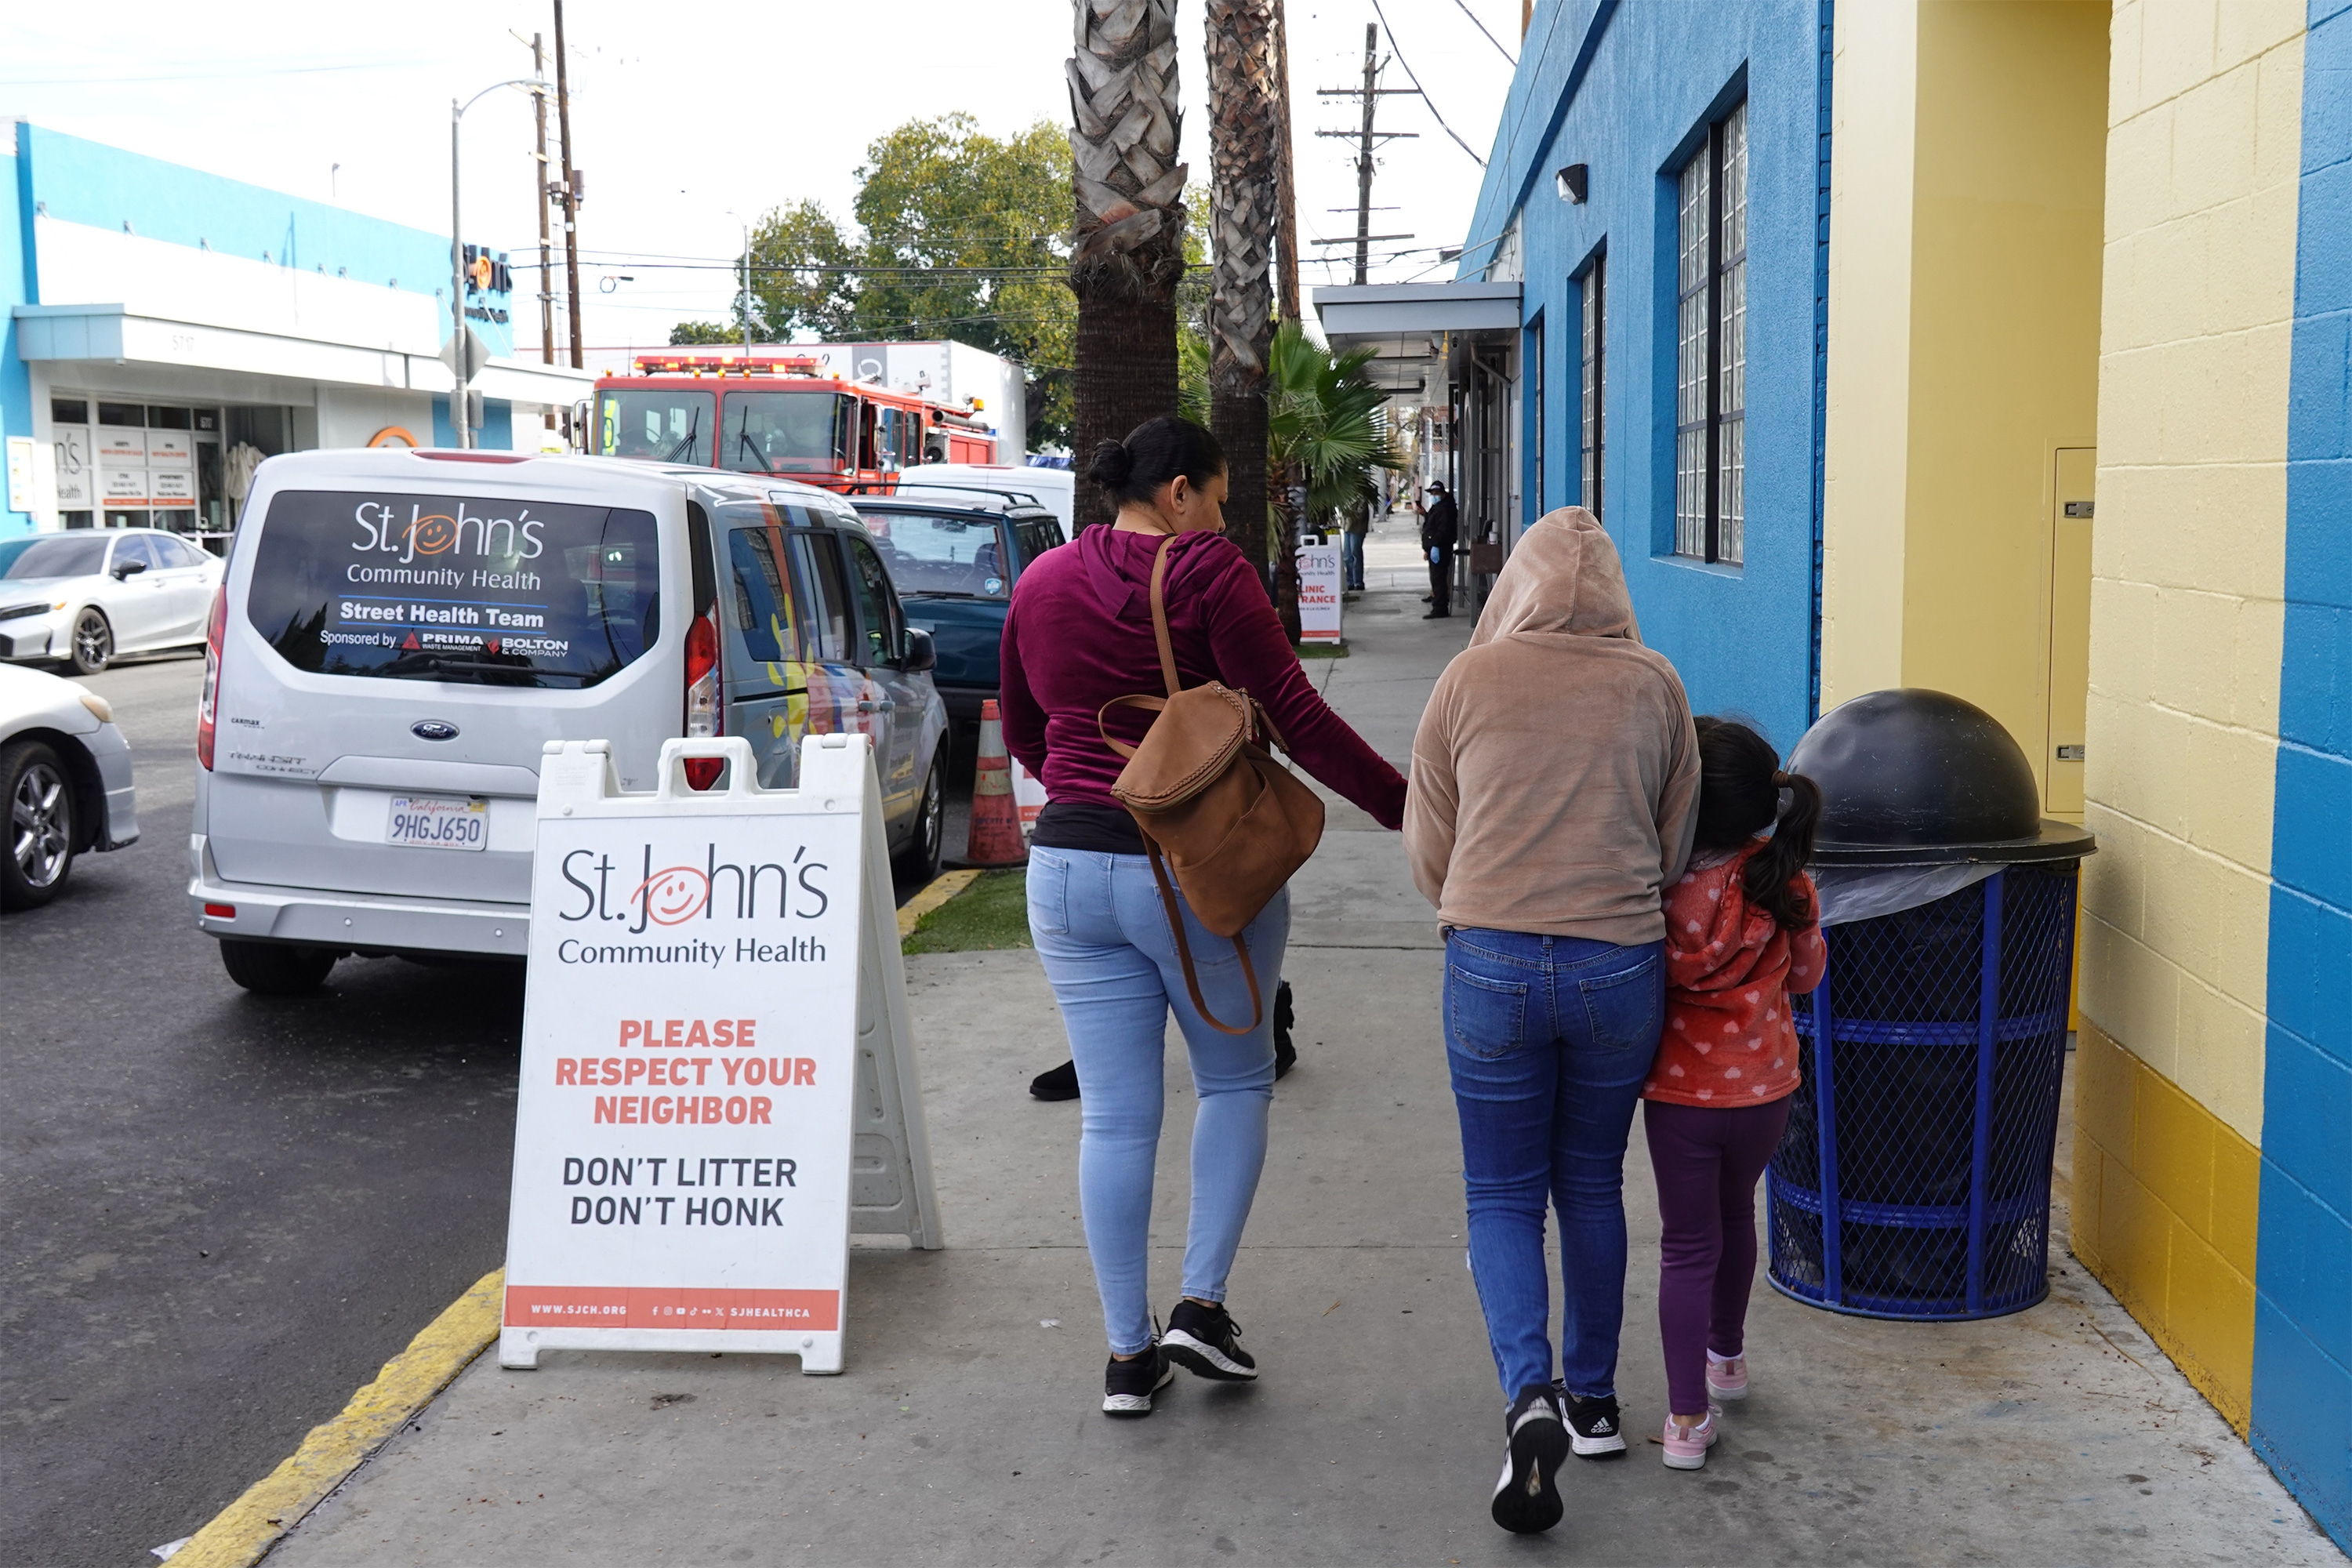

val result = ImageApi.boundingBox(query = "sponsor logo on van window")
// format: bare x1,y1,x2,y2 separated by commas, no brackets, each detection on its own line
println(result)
557,843,833,936
349,500,546,567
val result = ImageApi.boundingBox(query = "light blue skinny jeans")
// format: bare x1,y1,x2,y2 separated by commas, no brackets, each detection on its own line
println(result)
1028,847,1288,1356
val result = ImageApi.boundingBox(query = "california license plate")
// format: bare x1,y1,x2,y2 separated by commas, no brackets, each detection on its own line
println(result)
387,794,489,851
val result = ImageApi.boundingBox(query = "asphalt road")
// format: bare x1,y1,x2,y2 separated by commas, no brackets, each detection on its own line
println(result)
0,655,976,1567
0,652,530,1566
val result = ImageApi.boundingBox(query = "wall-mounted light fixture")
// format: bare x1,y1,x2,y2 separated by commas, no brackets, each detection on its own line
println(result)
1555,164,1588,203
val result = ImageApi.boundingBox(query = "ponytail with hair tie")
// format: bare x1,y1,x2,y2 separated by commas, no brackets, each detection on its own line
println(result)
1692,718,1821,933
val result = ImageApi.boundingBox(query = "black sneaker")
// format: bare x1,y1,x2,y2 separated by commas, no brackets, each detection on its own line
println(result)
1273,982,1298,1081
1490,1383,1570,1534
1102,1345,1174,1417
1559,1387,1628,1459
1160,1299,1258,1381
1029,1060,1080,1101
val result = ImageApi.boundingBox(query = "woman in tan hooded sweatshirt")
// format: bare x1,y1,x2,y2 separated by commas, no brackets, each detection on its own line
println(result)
1405,507,1699,1534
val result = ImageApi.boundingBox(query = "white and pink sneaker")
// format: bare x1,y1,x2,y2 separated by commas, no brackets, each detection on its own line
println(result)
1706,1351,1748,1402
1661,1410,1719,1471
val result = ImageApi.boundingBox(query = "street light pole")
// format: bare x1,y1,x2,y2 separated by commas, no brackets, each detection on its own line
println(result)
450,78,541,451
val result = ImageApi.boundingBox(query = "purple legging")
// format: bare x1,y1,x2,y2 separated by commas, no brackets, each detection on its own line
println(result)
1642,1097,1793,1417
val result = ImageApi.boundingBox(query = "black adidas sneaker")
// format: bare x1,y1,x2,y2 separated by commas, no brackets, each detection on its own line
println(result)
1102,1345,1174,1417
1559,1387,1628,1458
1490,1383,1570,1534
1160,1299,1258,1381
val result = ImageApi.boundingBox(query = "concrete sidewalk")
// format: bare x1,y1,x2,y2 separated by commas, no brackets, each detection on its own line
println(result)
267,582,2336,1566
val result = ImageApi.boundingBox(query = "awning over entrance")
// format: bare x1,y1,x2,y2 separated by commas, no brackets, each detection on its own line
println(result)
1312,281,1523,401
13,303,594,408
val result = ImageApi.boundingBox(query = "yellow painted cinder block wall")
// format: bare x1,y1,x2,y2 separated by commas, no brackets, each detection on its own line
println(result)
1899,1,2109,796
2073,0,2303,1434
1821,0,2108,782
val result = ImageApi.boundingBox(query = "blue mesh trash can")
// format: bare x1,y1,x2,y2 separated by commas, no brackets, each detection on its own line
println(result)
1766,690,2095,1321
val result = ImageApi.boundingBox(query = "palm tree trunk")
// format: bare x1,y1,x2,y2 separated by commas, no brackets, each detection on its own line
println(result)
1206,0,1279,604
1069,0,1190,530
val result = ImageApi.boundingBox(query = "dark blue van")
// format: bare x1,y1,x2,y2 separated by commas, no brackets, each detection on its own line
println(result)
851,488,1065,731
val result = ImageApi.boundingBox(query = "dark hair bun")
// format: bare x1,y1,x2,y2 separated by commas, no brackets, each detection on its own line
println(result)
1087,438,1134,490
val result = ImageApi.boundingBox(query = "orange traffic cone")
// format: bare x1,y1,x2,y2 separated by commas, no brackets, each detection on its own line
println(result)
967,699,1029,867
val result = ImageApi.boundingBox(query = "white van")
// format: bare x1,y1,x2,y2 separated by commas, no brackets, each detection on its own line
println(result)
188,449,949,994
892,463,1074,534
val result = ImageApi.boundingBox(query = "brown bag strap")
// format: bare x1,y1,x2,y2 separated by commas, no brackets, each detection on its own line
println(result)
1141,829,1263,1036
1094,694,1167,760
1146,533,1181,697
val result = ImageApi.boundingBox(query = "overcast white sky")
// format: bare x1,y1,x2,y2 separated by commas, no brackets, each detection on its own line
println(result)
2,0,1520,368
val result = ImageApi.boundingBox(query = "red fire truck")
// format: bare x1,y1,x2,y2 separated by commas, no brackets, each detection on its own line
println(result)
590,354,998,491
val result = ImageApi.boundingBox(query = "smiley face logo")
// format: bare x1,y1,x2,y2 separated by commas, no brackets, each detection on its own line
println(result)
406,513,460,556
634,866,710,926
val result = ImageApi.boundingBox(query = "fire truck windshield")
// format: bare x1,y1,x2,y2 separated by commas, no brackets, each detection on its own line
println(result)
597,390,713,466
720,390,851,474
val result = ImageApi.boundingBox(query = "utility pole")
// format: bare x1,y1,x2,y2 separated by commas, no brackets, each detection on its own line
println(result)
1314,28,1417,286
553,0,583,369
530,32,554,368
1352,24,1377,286
1270,0,1300,320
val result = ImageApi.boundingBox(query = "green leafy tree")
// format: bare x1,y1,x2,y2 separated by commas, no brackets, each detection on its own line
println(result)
673,118,1083,447
1266,318,1405,633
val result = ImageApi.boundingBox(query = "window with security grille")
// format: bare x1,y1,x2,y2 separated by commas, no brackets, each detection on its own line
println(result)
1674,100,1748,565
1579,255,1605,522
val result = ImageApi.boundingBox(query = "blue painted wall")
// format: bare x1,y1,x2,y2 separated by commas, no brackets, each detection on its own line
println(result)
1460,0,1827,755
431,396,514,451
2256,0,2352,1552
1,133,31,533
18,125,514,356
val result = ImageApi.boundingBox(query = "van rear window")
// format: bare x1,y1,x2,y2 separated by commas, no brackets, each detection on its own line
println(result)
244,490,662,687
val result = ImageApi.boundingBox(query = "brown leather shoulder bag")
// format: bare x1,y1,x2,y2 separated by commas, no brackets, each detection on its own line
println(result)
1096,535,1326,1035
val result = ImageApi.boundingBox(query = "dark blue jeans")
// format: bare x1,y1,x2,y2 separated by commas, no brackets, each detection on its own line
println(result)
1443,927,1665,1404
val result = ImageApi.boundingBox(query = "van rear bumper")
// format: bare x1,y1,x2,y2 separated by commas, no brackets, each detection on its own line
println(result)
187,834,528,957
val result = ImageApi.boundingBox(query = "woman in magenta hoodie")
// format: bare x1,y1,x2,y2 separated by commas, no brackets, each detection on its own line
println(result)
1000,416,1406,1417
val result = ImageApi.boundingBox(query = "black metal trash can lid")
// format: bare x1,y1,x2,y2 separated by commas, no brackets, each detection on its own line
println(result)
1789,688,2097,868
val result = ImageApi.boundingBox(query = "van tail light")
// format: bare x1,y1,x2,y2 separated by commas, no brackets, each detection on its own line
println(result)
683,607,722,742
196,583,227,770
683,757,724,790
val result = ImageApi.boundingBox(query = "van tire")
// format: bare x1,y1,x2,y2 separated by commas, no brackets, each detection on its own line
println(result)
69,608,113,675
220,939,338,995
894,752,946,885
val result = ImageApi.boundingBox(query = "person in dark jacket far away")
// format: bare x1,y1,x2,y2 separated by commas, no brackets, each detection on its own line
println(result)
1417,481,1459,618
999,416,1407,1419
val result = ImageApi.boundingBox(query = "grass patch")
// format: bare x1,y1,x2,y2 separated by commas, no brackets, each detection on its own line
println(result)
1294,641,1349,658
902,867,1033,953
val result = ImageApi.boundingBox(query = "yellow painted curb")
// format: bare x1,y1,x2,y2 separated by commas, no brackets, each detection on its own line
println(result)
897,867,982,940
170,1267,506,1567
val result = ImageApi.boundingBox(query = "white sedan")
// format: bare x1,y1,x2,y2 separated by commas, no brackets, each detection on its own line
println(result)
0,662,138,909
0,528,223,674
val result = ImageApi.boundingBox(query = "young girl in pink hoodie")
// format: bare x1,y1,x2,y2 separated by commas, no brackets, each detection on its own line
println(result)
1642,717,1825,1469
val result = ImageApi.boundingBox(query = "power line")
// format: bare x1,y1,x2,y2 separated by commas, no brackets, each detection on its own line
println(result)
1450,0,1518,67
1366,0,1487,169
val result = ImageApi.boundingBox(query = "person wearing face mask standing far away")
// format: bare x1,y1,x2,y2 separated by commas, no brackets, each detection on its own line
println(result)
998,416,1408,1417
1416,481,1459,619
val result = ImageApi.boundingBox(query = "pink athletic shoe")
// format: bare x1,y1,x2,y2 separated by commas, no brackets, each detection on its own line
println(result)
1662,1410,1719,1471
1706,1352,1748,1402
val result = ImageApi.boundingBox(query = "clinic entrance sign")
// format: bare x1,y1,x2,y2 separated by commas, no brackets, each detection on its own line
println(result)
498,734,942,1375
1296,535,1342,645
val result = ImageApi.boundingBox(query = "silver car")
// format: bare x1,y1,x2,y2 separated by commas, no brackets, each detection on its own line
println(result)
0,662,140,909
0,528,225,674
